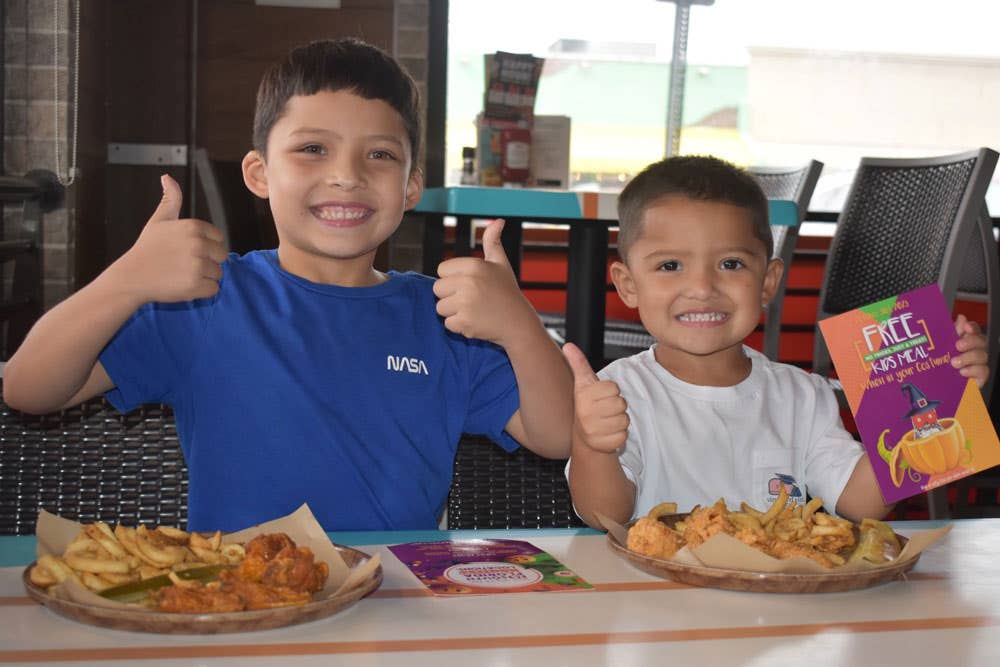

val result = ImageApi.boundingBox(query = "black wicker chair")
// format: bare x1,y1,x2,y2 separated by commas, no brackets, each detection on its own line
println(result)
748,160,824,361
811,147,1000,519
446,434,584,529
0,387,581,533
0,389,187,535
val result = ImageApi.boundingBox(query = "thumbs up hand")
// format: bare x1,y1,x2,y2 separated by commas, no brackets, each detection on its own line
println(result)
433,219,535,346
562,342,630,453
112,175,229,304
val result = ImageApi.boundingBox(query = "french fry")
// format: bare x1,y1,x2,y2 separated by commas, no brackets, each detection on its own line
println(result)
190,531,222,552
156,526,190,544
134,526,187,567
190,545,226,565
221,543,246,564
759,485,788,527
646,502,678,519
84,523,128,560
80,572,109,592
63,554,132,575
801,497,823,523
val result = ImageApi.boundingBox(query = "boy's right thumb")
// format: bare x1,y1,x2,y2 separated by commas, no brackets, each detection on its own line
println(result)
562,342,599,388
149,174,183,222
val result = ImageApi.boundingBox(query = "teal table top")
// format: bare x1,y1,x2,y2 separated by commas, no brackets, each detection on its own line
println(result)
414,186,798,226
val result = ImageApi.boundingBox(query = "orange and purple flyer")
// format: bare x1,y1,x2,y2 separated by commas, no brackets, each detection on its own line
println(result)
388,539,593,596
818,283,1000,504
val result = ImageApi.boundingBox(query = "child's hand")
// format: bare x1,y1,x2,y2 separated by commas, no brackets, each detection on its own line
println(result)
563,342,629,453
952,313,991,389
433,219,537,347
111,175,228,304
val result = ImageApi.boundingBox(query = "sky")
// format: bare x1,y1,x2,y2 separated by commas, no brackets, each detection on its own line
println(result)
450,0,1000,64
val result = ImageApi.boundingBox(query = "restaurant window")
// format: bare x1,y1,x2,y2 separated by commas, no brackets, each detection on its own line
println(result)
446,0,1000,216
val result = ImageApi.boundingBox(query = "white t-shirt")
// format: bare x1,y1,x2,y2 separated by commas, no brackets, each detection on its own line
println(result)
570,346,864,520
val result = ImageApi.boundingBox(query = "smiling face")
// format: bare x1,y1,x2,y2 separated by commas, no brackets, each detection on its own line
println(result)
242,89,423,286
611,195,783,385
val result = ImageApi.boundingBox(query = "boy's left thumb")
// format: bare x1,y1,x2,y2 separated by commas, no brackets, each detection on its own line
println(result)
481,218,511,267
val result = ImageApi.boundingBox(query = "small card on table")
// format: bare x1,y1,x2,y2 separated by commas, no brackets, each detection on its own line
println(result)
388,539,593,596
818,283,1000,504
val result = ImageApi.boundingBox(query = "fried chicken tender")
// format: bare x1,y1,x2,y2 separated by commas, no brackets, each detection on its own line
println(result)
245,533,296,561
235,535,328,594
152,582,245,613
680,500,733,549
218,571,314,609
151,532,328,613
626,516,683,559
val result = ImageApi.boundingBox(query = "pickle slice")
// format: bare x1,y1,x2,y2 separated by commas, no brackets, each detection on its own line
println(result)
98,564,230,604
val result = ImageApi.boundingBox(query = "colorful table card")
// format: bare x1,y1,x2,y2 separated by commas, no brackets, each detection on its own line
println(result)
818,283,1000,504
388,539,594,596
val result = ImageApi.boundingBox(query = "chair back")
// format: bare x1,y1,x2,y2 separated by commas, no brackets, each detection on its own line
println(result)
748,160,824,360
954,205,1000,403
0,389,187,535
813,148,999,402
193,148,275,255
446,435,584,529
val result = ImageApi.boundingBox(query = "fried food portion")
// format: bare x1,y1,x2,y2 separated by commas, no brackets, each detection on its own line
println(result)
152,582,245,613
218,573,314,610
28,522,242,594
626,516,684,559
678,499,733,549
150,533,328,613
235,534,328,594
626,490,897,569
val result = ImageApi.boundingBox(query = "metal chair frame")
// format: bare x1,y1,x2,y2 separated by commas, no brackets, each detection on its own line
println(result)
748,161,824,361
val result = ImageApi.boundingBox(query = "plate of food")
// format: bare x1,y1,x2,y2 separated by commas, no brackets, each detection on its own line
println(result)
22,506,382,633
605,490,946,594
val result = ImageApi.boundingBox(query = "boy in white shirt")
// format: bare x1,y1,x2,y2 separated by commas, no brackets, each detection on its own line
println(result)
564,155,990,527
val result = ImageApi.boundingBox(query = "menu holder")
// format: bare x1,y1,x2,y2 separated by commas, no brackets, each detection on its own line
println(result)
818,283,1000,504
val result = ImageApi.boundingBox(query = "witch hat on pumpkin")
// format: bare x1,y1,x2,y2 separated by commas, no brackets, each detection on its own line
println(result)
900,383,941,419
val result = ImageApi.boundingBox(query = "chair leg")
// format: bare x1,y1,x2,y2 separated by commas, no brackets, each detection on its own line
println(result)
926,487,950,519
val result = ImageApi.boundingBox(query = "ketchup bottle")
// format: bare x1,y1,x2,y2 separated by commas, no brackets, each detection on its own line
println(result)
500,128,531,185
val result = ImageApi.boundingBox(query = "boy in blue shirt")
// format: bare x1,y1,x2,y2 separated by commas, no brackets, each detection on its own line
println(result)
563,155,990,528
4,39,572,532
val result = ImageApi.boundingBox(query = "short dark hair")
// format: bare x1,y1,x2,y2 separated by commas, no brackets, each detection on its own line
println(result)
616,155,771,261
252,38,422,165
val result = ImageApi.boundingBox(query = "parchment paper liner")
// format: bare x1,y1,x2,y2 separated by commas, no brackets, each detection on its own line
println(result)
33,503,381,610
598,512,950,574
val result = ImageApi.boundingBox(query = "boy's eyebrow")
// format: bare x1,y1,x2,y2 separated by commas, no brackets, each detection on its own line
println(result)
639,245,762,261
286,127,405,147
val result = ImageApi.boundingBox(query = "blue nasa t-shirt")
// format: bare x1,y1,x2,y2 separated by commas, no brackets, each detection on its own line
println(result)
99,250,520,531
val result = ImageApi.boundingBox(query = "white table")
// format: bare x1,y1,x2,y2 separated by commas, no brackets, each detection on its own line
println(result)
2,522,998,666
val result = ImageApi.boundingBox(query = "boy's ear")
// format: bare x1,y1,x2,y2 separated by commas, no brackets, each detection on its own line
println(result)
404,167,424,210
241,150,269,199
761,257,784,306
609,260,639,309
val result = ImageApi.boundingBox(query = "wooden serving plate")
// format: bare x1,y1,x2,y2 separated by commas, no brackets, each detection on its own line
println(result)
23,543,382,634
607,515,919,594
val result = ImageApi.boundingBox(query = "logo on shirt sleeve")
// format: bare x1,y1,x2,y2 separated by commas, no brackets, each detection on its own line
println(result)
387,355,429,375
